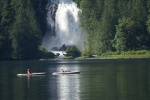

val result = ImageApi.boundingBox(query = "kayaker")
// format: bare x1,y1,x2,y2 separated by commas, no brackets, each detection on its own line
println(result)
27,69,31,74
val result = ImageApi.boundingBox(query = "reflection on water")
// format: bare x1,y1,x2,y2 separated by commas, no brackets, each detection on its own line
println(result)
79,59,150,100
27,76,30,100
0,59,150,100
54,65,80,100
17,75,46,100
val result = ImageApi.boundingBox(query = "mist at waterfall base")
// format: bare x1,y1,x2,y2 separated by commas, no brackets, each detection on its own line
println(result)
42,0,86,51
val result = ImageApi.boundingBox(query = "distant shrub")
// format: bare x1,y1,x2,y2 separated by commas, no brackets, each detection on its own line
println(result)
81,48,89,56
106,51,120,55
121,50,148,55
136,50,147,55
39,46,55,59
65,46,81,58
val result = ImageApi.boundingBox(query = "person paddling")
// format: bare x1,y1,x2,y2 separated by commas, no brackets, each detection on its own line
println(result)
27,69,32,74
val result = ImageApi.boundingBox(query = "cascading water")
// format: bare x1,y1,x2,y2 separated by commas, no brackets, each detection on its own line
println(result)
42,0,85,51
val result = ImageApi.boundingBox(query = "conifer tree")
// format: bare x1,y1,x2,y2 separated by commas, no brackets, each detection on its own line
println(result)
10,0,41,59
0,1,13,59
99,0,118,53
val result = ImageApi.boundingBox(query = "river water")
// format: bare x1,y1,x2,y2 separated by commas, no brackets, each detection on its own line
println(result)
0,59,150,100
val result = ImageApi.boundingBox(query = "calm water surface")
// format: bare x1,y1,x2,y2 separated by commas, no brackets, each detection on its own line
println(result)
0,59,150,100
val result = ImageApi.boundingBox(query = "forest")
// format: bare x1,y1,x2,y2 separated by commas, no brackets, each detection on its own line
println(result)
76,0,150,55
0,0,150,60
0,0,49,60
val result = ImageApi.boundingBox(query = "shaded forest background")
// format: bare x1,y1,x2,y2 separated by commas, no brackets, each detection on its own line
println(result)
0,0,150,60
0,0,48,60
77,0,150,55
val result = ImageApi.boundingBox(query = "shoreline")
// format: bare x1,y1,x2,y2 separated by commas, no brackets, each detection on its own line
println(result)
77,57,150,60
0,56,150,62
76,55,150,60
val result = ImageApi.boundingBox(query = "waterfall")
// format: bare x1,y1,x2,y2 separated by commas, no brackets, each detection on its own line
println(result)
42,0,85,51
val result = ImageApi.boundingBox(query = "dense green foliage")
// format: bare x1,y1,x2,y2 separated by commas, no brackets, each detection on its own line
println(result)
0,0,150,60
30,0,47,35
78,0,150,55
39,46,55,59
0,0,47,60
65,46,81,58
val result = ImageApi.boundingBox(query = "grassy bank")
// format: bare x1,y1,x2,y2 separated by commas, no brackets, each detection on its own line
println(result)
98,50,150,59
77,50,150,60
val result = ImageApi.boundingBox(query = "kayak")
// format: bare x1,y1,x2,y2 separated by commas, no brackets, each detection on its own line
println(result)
17,72,46,76
52,71,80,75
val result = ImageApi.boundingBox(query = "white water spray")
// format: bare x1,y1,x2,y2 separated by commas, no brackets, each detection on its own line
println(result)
42,0,85,50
